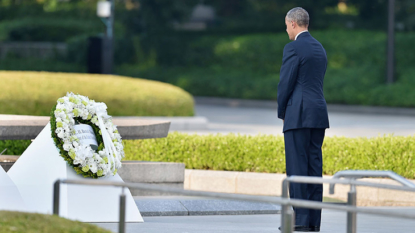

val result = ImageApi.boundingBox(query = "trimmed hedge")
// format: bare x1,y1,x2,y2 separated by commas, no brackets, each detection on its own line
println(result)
122,133,415,179
0,17,126,42
0,71,194,116
0,211,110,233
3,133,415,179
0,140,31,155
0,18,100,42
0,58,85,73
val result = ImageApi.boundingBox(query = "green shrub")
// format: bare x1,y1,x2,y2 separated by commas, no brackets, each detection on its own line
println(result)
0,18,102,42
118,66,279,99
122,133,415,179
0,211,110,233
0,140,31,155
0,71,194,116
0,58,85,73
118,30,415,107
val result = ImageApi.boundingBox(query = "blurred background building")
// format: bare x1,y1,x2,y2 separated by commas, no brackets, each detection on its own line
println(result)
0,0,414,108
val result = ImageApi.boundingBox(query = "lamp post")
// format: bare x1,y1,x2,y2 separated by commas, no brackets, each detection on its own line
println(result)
387,0,395,84
97,0,114,74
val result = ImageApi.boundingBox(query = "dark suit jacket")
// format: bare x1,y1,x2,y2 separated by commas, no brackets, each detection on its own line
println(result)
277,31,330,132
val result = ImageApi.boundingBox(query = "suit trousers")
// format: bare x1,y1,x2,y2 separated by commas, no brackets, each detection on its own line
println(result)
284,128,325,227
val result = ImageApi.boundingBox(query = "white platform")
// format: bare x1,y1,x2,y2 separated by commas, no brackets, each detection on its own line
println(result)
7,123,143,222
0,165,28,212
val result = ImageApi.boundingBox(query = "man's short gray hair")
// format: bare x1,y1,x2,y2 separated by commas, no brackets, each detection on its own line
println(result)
286,7,309,27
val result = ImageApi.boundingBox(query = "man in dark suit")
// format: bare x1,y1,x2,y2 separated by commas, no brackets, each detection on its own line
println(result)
277,7,329,232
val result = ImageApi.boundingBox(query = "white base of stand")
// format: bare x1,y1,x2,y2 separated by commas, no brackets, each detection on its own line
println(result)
7,123,143,222
0,165,28,212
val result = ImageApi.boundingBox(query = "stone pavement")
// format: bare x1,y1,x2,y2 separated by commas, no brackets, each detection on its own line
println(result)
95,208,415,233
134,196,281,217
155,96,415,138
187,104,415,137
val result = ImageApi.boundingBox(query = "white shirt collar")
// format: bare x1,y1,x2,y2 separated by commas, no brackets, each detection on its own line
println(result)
295,30,308,40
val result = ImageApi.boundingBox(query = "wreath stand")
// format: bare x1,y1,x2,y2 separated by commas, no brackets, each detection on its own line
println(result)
8,123,142,222
0,165,27,212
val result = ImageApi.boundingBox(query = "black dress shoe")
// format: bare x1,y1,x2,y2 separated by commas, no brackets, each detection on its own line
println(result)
294,226,311,232
278,225,310,232
308,226,320,232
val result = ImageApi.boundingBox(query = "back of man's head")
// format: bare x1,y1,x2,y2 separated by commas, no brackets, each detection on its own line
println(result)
286,7,309,28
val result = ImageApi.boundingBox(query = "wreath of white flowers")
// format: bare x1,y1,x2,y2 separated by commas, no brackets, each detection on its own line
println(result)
50,93,124,178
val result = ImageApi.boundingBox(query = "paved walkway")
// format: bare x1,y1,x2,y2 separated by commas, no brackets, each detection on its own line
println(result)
96,208,415,233
134,196,281,216
173,104,415,137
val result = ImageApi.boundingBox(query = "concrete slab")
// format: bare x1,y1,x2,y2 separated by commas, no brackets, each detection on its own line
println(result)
116,161,185,196
0,114,170,140
0,155,19,162
135,199,188,216
180,199,280,216
130,183,185,196
119,161,185,183
186,170,415,206
133,196,280,216
131,116,208,131
236,172,285,196
186,170,238,193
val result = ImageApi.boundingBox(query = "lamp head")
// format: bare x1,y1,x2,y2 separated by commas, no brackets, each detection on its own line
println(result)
97,1,111,18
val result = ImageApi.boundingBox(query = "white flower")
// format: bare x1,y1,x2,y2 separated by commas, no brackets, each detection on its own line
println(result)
63,143,72,151
80,109,89,120
70,135,78,142
73,157,86,167
98,150,106,157
87,105,96,115
58,131,65,138
89,162,98,173
91,116,99,125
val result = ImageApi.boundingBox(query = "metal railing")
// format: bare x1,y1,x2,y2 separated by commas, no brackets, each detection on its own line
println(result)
53,170,415,233
328,170,415,233
280,170,415,233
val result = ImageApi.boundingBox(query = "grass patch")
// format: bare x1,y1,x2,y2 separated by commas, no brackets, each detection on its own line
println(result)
323,197,345,203
0,71,194,116
0,211,111,233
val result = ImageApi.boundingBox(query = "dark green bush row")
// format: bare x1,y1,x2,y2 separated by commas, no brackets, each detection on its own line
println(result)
0,58,85,73
2,28,415,107
0,140,31,155
118,30,415,107
4,133,415,179
0,18,103,42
